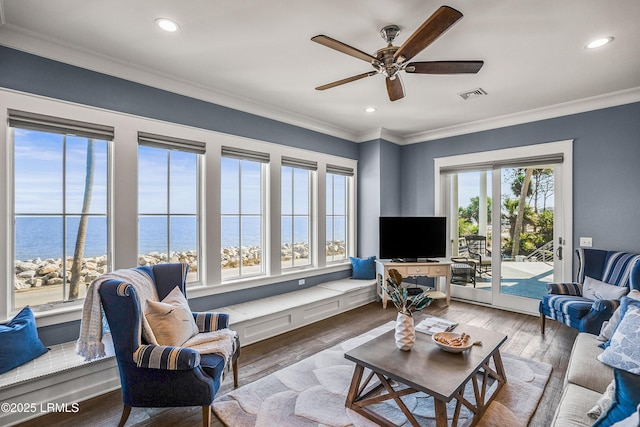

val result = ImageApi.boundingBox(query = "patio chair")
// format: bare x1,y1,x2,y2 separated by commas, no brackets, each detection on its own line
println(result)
539,248,640,334
452,235,492,280
450,260,477,287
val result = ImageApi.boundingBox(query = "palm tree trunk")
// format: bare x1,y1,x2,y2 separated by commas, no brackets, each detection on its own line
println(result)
69,140,95,300
512,168,533,258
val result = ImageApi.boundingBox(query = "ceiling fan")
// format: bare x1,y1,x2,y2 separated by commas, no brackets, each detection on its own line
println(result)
311,5,483,101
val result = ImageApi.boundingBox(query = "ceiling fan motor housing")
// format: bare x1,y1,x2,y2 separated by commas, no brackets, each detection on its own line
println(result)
380,25,400,44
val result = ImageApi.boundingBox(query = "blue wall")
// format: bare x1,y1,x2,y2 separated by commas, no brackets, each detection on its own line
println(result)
4,45,639,344
395,102,640,255
0,46,358,160
0,46,358,345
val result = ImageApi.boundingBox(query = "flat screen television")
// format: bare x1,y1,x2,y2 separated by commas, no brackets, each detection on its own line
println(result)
379,216,447,261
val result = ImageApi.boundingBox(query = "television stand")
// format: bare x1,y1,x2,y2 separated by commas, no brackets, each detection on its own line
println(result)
375,260,451,308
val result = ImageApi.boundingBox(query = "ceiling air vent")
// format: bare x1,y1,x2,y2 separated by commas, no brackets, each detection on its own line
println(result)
458,88,487,100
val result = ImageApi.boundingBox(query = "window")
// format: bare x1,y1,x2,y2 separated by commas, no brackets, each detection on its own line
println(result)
10,110,111,309
281,157,316,269
220,147,269,279
137,132,204,283
326,165,353,262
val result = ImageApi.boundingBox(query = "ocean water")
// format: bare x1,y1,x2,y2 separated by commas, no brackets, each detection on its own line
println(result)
14,216,322,261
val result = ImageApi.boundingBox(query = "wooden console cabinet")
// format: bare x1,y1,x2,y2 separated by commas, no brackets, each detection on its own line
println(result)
375,260,451,308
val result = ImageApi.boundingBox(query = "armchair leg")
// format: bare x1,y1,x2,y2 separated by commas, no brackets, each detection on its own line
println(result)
117,405,132,427
202,405,211,427
233,358,239,388
540,313,546,335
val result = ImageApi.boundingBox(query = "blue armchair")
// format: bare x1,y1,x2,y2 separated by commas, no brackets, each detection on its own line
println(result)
539,248,640,334
99,263,240,427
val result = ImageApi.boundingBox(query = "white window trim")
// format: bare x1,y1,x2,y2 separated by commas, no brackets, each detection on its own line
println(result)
0,88,357,327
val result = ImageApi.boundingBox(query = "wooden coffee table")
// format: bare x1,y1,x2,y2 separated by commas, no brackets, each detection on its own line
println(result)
344,322,508,427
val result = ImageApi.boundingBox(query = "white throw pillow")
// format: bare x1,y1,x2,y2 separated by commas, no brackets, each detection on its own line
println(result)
582,276,629,301
588,379,615,419
598,289,640,342
145,286,199,347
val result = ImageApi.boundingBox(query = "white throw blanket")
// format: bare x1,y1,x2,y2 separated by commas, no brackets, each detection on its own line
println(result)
77,268,236,370
77,268,159,361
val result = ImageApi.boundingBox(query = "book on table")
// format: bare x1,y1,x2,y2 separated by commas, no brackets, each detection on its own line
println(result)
415,316,458,335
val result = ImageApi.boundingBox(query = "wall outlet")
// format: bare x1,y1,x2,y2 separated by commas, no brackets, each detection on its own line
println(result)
298,279,305,286
580,237,593,247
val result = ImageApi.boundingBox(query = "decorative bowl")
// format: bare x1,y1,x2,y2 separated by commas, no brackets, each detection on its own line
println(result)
432,332,473,353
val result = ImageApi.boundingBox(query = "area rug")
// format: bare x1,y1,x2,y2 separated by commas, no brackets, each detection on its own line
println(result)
213,322,552,427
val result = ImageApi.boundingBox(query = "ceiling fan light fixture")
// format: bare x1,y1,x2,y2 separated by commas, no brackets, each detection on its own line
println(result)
156,18,180,33
365,107,377,113
585,37,613,49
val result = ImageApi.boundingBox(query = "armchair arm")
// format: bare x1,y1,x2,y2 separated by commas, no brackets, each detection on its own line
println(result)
546,282,583,296
591,298,621,314
192,312,230,332
133,344,201,370
579,299,621,335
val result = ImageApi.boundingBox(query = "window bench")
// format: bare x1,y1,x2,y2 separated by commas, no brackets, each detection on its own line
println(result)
222,278,378,345
0,277,377,426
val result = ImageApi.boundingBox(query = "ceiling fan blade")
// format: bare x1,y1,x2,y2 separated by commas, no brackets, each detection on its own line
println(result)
386,76,405,101
405,60,484,74
311,35,378,64
315,71,378,91
394,6,463,63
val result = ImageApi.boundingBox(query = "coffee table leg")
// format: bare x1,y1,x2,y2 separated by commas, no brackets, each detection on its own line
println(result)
434,399,449,427
345,364,365,409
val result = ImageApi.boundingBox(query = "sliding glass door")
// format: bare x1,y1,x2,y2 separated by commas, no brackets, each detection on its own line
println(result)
436,142,573,314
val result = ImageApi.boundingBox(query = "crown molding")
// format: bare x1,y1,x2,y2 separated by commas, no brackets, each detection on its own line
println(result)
353,127,404,145
402,87,640,145
0,25,361,143
2,24,639,147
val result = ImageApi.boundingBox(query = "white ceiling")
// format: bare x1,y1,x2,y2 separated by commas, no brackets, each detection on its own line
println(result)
1,0,639,144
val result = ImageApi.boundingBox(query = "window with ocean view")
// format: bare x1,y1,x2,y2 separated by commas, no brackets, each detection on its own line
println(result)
11,110,111,309
221,147,268,280
326,167,352,262
137,133,204,283
281,158,315,269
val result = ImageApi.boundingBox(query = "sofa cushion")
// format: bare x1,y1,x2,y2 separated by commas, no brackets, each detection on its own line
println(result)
0,306,49,374
551,383,602,427
593,369,640,426
566,333,613,394
583,276,629,301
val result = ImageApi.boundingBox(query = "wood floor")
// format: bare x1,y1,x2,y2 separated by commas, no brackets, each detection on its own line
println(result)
17,300,577,427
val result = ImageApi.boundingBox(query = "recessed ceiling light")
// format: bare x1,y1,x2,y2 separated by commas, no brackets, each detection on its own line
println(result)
585,37,614,49
156,18,180,33
365,107,377,113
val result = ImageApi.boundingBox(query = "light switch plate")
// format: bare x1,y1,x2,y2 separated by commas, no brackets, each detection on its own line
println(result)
580,237,593,247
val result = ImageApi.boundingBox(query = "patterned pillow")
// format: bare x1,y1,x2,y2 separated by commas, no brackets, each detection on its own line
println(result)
598,304,640,374
599,290,640,343
145,286,199,347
